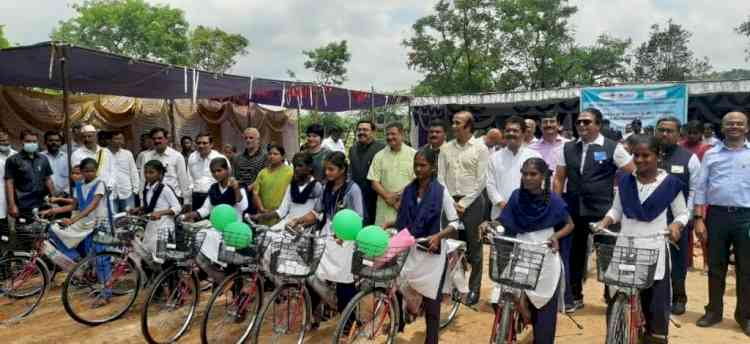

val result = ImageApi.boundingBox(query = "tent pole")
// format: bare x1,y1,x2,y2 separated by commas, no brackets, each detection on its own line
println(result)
60,45,73,196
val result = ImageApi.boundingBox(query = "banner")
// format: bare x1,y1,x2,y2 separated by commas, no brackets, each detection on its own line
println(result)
580,84,688,132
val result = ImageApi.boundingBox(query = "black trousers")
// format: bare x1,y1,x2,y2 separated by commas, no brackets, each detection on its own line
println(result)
456,193,486,294
706,206,750,322
670,222,692,304
531,285,560,344
568,214,597,302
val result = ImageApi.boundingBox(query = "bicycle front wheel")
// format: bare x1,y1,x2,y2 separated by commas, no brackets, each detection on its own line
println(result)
141,266,199,344
201,271,263,344
439,287,461,329
606,292,631,344
62,251,141,326
252,283,311,344
333,287,398,344
0,254,49,323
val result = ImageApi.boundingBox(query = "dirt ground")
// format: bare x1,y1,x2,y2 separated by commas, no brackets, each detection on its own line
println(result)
2,247,748,344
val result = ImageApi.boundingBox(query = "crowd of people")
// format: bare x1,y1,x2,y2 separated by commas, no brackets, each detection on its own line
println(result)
0,107,749,343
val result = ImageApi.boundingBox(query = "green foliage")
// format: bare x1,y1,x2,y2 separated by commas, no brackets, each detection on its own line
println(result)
706,68,750,80
633,19,712,82
736,18,750,61
189,25,249,73
303,40,351,85
51,0,249,73
0,25,10,48
403,0,633,95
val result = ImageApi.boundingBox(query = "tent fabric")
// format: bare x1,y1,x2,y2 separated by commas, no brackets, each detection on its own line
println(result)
0,42,409,112
0,86,299,157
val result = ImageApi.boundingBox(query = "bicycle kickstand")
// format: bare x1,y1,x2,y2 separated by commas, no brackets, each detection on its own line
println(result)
670,317,682,329
565,313,584,330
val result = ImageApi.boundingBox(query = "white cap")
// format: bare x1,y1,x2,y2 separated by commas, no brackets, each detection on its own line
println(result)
80,125,97,133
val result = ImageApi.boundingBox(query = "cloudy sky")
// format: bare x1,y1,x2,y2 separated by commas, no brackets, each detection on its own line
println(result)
1,0,749,93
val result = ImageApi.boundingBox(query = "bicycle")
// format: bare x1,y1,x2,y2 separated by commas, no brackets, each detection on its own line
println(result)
486,227,548,344
200,221,270,344
61,213,148,326
251,228,326,344
140,219,210,344
0,212,54,324
331,240,412,344
439,238,468,329
591,225,668,344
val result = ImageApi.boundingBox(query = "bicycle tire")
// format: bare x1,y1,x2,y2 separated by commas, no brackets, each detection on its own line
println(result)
251,283,311,344
333,287,398,344
141,266,200,344
62,251,141,326
439,287,461,330
200,271,263,344
496,299,513,344
0,254,49,324
607,292,630,344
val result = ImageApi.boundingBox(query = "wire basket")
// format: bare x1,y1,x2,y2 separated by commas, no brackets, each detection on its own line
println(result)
156,227,207,261
489,238,546,291
268,232,325,279
351,244,410,282
594,243,658,289
217,232,267,268
5,222,47,251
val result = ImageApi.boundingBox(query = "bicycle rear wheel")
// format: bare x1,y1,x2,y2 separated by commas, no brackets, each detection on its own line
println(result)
201,271,263,344
606,292,631,344
439,287,461,329
333,287,397,344
62,252,141,326
0,254,49,323
141,266,199,344
252,283,311,344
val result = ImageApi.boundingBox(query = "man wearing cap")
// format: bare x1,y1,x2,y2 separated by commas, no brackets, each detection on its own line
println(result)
71,125,114,188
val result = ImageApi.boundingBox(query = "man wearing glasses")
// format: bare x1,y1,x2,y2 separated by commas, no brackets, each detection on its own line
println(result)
655,117,701,316
553,108,635,312
187,132,231,208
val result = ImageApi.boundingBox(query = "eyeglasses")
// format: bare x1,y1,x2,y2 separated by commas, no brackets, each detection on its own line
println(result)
576,119,593,126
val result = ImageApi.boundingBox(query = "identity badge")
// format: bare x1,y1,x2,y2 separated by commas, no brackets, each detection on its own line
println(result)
671,165,685,174
593,151,607,161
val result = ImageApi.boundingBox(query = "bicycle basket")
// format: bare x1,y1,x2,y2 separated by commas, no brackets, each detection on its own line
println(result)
268,232,325,278
156,227,207,261
489,238,546,290
594,243,658,289
351,244,410,282
6,222,47,250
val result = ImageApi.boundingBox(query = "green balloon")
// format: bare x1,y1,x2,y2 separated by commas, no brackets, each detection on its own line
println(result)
224,221,253,248
210,204,238,232
332,209,363,241
356,225,390,257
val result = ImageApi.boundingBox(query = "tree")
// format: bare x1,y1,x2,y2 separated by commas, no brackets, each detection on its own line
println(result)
51,0,249,72
403,0,632,95
302,40,351,85
189,25,249,73
706,68,750,80
0,25,10,48
737,17,750,60
633,19,712,82
403,0,498,96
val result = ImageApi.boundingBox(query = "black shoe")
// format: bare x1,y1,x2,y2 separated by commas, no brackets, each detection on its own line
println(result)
564,303,577,314
696,312,722,327
465,291,480,306
671,303,686,315
740,320,750,337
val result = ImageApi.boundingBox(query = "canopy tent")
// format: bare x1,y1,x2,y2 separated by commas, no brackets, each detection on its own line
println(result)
0,42,409,112
409,79,750,146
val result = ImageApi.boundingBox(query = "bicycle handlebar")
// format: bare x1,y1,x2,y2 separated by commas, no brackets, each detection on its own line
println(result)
590,223,670,239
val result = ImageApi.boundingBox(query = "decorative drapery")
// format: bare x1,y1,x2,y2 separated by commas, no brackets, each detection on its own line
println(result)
0,86,297,157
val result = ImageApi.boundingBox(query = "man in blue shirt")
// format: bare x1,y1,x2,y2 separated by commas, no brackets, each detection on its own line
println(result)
694,111,750,337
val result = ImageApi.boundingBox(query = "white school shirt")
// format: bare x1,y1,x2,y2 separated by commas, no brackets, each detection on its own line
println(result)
71,145,115,188
142,182,182,254
110,148,140,199
196,185,249,219
140,147,191,203
486,146,542,219
605,170,689,280
0,149,17,218
188,150,230,194
275,178,323,220
77,178,107,225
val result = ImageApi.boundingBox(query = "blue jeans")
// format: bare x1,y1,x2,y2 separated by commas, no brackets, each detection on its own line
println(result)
48,231,113,298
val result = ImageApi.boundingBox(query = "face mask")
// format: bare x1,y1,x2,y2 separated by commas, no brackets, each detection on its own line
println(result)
23,143,38,153
0,144,9,153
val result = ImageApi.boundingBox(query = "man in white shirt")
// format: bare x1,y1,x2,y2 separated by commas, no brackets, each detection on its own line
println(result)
487,116,542,220
60,121,84,156
136,133,153,174
0,130,17,251
140,127,191,209
623,118,644,140
483,128,504,153
41,130,69,194
524,118,539,145
188,132,230,208
437,110,490,305
321,126,345,153
71,125,115,188
109,131,139,212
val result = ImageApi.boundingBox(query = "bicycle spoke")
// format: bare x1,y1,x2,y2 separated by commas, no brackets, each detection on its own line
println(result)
143,269,197,343
202,274,261,344
0,256,47,323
